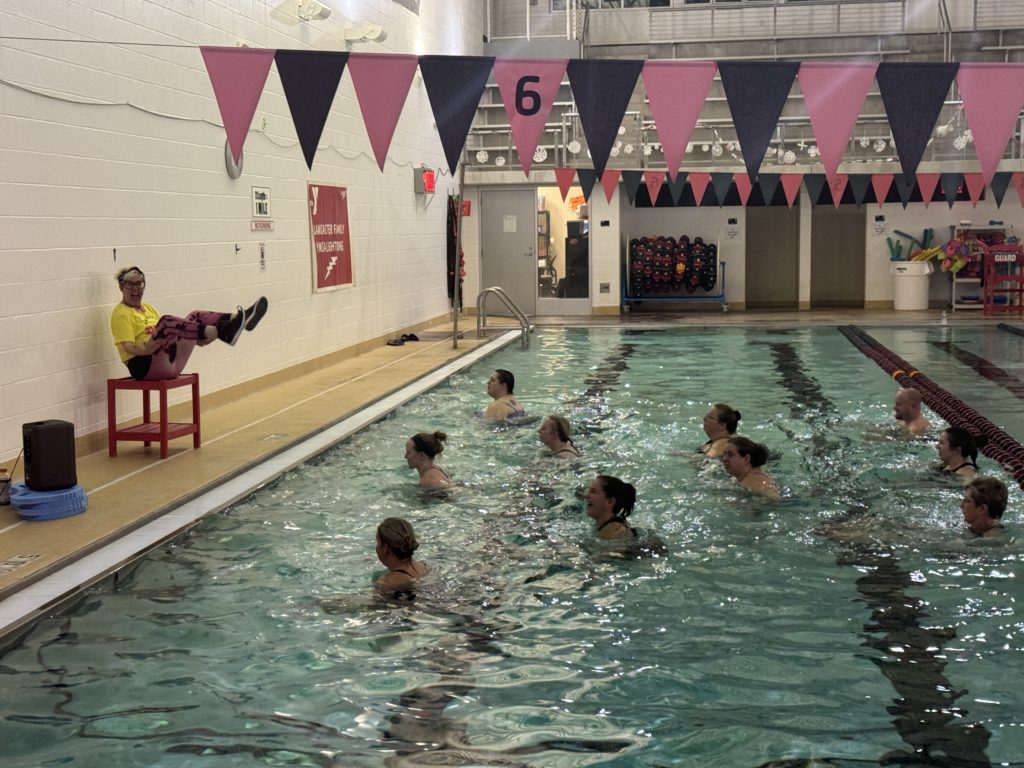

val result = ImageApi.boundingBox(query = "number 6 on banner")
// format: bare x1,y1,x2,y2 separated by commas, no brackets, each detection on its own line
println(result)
494,59,569,175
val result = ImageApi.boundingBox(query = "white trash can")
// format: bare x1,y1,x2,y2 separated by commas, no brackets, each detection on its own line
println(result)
890,260,934,310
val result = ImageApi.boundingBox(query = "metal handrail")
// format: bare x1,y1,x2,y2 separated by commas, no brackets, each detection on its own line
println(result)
476,287,533,349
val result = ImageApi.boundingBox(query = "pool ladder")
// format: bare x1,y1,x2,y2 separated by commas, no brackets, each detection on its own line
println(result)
475,287,533,349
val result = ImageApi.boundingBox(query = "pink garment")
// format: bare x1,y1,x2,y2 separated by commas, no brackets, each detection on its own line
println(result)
135,310,225,381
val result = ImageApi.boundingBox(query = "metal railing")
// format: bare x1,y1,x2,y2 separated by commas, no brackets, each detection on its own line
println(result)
476,287,533,349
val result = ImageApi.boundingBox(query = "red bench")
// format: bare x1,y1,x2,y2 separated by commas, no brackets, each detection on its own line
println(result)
107,374,201,459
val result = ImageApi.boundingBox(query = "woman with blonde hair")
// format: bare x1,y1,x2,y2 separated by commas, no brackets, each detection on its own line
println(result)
405,431,452,488
539,414,579,458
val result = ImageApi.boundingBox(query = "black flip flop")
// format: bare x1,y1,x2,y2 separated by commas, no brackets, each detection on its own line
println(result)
386,338,404,346
400,333,420,342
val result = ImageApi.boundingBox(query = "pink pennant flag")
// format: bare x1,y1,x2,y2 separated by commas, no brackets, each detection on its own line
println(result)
872,174,894,208
494,59,568,176
1014,173,1024,207
555,168,577,201
964,173,986,207
688,172,711,205
601,170,621,203
916,173,940,208
643,171,665,204
798,62,877,183
200,46,277,164
781,174,803,209
347,53,418,171
958,63,1024,186
830,173,849,208
734,173,753,207
642,61,717,182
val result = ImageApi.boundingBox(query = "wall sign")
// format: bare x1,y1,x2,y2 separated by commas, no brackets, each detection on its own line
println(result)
308,183,353,292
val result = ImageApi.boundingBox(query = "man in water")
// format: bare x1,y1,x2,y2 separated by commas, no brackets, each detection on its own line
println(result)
961,476,1008,538
894,387,930,435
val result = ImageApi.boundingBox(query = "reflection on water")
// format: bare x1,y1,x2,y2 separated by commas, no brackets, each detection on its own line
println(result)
2,327,1023,766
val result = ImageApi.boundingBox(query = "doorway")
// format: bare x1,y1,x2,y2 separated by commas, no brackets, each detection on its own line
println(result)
746,206,799,309
480,189,537,316
811,206,866,307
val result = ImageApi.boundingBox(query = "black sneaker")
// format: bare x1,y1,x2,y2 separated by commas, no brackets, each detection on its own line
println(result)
244,296,268,332
217,307,247,346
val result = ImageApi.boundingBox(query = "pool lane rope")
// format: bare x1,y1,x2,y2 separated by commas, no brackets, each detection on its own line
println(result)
838,325,1024,489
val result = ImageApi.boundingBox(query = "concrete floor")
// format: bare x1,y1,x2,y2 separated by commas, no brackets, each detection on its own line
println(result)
0,307,1005,642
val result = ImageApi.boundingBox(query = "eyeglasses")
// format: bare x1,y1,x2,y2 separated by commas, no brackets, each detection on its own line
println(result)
121,280,145,289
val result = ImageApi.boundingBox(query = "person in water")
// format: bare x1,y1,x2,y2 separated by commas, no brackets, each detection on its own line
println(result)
721,436,781,499
405,431,452,489
961,476,1008,538
539,415,579,458
110,265,267,380
375,517,430,594
894,387,930,436
700,403,741,458
584,475,637,540
484,369,526,422
937,427,986,479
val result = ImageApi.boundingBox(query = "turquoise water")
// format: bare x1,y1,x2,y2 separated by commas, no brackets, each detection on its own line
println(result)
2,326,1024,767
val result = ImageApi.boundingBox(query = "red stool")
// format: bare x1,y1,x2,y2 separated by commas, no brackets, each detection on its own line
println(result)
107,374,201,459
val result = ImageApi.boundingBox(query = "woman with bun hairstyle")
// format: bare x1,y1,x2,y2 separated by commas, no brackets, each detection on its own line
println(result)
375,517,430,595
405,431,452,489
539,415,579,459
700,403,741,458
585,475,638,540
721,436,780,499
937,427,986,479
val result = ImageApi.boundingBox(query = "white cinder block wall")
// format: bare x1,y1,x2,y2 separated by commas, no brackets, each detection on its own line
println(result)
0,0,485,460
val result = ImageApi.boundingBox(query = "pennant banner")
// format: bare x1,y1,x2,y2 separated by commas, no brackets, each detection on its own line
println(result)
668,172,689,204
894,173,916,208
643,170,665,206
642,60,717,182
916,172,940,208
555,167,577,201
577,168,598,202
876,62,959,180
758,173,781,205
798,62,877,183
872,174,894,208
964,172,985,207
848,174,872,205
567,59,644,178
957,63,1024,186
419,55,495,175
274,50,349,170
200,46,277,164
734,173,753,207
710,172,734,206
348,53,418,171
941,172,962,208
494,58,568,176
621,170,644,205
804,174,826,207
718,61,800,180
829,174,849,208
781,174,803,208
991,171,1013,207
601,170,621,203
689,172,711,206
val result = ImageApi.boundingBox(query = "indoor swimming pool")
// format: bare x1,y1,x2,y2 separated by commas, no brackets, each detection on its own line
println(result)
3,324,1024,767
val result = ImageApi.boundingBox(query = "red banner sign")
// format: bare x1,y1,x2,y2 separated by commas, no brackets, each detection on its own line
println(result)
308,183,352,291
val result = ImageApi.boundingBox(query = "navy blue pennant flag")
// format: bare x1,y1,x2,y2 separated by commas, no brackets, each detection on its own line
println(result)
990,171,1013,207
847,174,873,205
941,172,963,208
419,55,495,175
803,174,826,206
876,62,959,181
757,173,780,205
667,172,689,204
567,59,644,178
711,172,734,206
577,168,598,203
274,50,349,170
718,61,799,180
895,173,916,208
622,170,644,205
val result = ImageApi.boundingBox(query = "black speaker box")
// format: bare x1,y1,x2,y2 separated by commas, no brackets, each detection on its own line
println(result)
23,420,77,491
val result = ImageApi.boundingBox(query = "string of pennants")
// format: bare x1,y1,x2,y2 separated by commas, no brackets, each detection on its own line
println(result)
555,168,1024,209
203,47,1024,185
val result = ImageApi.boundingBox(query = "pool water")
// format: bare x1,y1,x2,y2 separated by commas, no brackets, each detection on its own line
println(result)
2,325,1023,767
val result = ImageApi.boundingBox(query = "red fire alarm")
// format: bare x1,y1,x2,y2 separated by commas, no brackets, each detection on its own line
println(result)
414,166,436,194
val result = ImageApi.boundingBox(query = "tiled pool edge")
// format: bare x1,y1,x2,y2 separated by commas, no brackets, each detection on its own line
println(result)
0,330,522,644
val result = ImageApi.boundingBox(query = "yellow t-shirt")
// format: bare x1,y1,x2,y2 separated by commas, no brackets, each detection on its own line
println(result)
110,302,160,362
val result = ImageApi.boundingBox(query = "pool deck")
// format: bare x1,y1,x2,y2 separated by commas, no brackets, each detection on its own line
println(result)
0,308,1011,642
